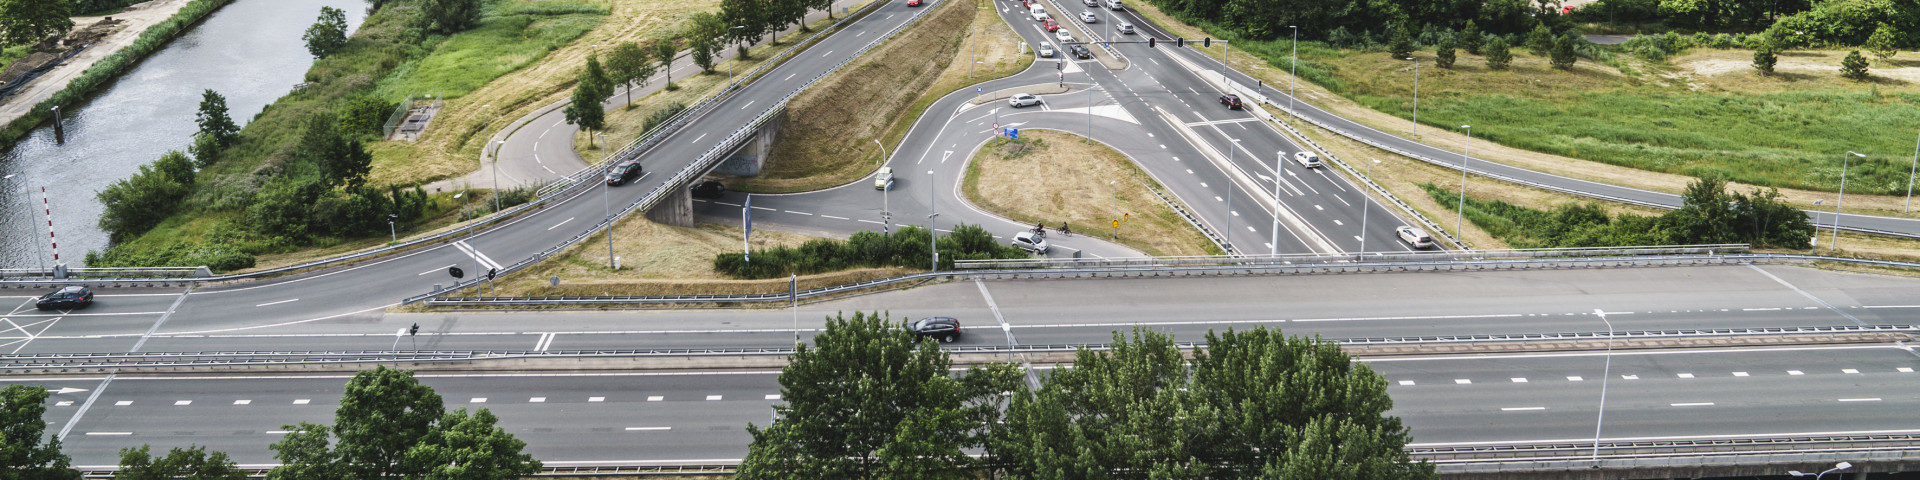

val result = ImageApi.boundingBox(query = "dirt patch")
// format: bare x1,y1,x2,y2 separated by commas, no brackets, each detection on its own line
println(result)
1678,49,1920,89
963,130,1216,256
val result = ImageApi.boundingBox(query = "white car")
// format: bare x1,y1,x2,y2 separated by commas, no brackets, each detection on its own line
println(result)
1117,21,1134,34
1396,226,1435,249
1037,41,1055,57
874,166,894,190
1011,231,1050,254
1055,30,1074,43
1080,11,1098,22
1292,151,1322,168
1008,93,1040,108
1081,0,1098,5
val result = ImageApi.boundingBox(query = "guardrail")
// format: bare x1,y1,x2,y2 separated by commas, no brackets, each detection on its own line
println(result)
954,244,1748,269
1142,183,1234,255
402,0,952,305
0,266,209,280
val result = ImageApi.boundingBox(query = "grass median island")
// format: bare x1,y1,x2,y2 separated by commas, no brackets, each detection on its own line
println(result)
484,219,914,297
963,130,1218,257
729,0,1030,193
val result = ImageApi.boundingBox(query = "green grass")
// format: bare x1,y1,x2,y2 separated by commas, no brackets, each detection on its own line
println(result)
370,1,606,100
0,44,28,72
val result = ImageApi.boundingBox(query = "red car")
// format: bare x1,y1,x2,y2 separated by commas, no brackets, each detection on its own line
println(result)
907,0,922,6
1044,18,1059,32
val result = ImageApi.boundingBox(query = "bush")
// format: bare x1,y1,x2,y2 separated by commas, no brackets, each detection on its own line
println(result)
641,102,687,133
1422,175,1812,250
1459,20,1482,54
1549,34,1577,69
1753,44,1777,76
1435,38,1456,69
1484,37,1512,69
85,240,255,271
97,152,195,243
1840,50,1869,80
714,224,1029,279
1525,24,1553,56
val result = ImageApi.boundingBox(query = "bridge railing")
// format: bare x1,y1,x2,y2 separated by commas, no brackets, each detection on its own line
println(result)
952,244,1749,269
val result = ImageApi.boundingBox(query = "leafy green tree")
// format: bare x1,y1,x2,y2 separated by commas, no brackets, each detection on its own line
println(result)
1386,22,1414,59
188,132,221,169
97,153,193,242
419,0,482,34
335,95,396,139
562,55,611,140
332,366,445,479
1549,33,1577,69
1752,43,1777,76
1525,23,1552,56
738,311,1019,479
606,42,655,107
297,114,372,190
0,385,79,480
302,6,349,59
1662,174,1739,244
1731,187,1814,249
722,0,767,48
195,89,239,147
1865,23,1897,64
403,409,542,480
0,0,73,48
154,149,195,187
117,445,245,480
1435,38,1456,69
266,423,340,480
1459,20,1483,54
766,0,805,40
1484,37,1513,70
654,38,678,89
1840,50,1870,80
687,11,726,73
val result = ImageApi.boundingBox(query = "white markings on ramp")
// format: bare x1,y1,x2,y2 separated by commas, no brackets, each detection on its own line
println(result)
548,217,575,231
255,299,299,308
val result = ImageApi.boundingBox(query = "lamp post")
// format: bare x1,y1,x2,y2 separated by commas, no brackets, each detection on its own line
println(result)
875,139,890,234
1225,138,1240,253
1457,125,1471,243
728,26,745,86
1590,308,1615,466
1270,151,1282,256
1405,56,1419,138
1288,26,1297,124
492,139,505,213
1359,159,1379,253
388,214,398,244
600,133,613,269
1906,131,1917,213
1788,462,1853,480
1812,199,1824,253
1832,151,1865,252
928,169,938,272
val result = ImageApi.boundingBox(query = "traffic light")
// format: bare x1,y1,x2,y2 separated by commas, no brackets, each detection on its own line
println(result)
1148,37,1155,48
408,323,419,336
1204,37,1211,48
487,268,496,281
1176,37,1184,47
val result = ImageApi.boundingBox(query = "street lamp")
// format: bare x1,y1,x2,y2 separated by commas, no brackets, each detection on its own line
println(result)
1405,56,1419,138
1359,159,1379,253
1788,462,1853,480
600,133,613,269
1288,26,1297,124
1270,151,1282,256
928,169,938,272
1225,138,1240,253
874,139,890,234
1590,308,1615,466
492,139,505,213
1457,125,1471,243
729,26,745,86
1907,131,1918,213
387,214,398,244
1831,151,1865,252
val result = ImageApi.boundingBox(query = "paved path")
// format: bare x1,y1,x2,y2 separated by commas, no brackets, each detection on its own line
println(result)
0,0,192,126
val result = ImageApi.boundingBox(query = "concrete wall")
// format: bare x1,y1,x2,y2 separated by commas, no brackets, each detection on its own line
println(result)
712,109,786,176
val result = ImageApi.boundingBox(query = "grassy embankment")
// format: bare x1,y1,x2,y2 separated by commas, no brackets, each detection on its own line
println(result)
965,131,1219,256
482,221,914,297
106,0,608,271
1127,2,1920,220
728,0,1031,193
0,0,234,149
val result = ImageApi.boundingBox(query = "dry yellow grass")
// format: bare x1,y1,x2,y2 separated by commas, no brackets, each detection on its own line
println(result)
963,130,1217,256
729,0,1030,193
486,219,912,297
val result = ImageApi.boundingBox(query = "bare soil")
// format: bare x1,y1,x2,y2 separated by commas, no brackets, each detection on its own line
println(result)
964,130,1216,256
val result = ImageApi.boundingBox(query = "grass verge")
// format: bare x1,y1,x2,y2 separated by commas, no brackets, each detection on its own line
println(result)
485,220,911,297
962,130,1218,256
729,0,1030,193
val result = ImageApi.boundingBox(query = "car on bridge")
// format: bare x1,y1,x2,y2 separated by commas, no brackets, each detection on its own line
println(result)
1396,226,1435,249
36,286,92,311
910,316,963,343
875,166,894,190
1071,44,1092,59
1008,93,1041,108
1011,230,1050,254
1037,41,1055,57
692,180,726,199
1292,151,1322,168
605,160,643,185
1220,93,1242,109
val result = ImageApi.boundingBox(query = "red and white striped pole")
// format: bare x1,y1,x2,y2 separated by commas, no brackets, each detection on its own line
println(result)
41,186,58,264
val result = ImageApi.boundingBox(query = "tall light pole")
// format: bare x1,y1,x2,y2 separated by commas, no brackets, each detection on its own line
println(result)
602,133,614,269
875,139,890,234
1457,125,1471,242
1789,462,1853,480
1270,151,1282,256
1590,308,1615,466
1405,56,1419,138
1906,131,1917,213
1288,26,1298,124
388,214,398,244
728,26,745,86
492,139,505,213
1832,151,1865,252
1225,138,1240,253
928,169,938,271
1359,159,1379,252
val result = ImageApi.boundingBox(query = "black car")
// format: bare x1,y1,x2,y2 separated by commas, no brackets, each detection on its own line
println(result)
1070,44,1093,59
910,317,962,343
605,160,643,185
1220,93,1242,109
691,180,726,199
35,286,92,311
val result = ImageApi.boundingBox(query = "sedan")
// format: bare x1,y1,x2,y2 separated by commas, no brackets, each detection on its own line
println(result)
1008,93,1041,108
1071,44,1092,59
1080,11,1098,22
35,285,92,311
1055,30,1075,43
605,160,643,185
911,317,962,343
907,0,921,6
692,180,726,199
1037,41,1055,58
1081,0,1097,5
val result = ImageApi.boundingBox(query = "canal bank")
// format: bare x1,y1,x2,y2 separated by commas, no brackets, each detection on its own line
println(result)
0,0,195,130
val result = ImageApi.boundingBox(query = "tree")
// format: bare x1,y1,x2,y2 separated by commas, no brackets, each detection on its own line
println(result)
266,423,340,480
403,409,542,480
1840,50,1870,81
195,89,239,147
336,95,396,139
1752,43,1777,76
188,132,221,169
687,11,726,73
562,56,611,139
722,0,767,48
1731,187,1814,249
765,0,805,42
1435,38,1456,69
117,445,246,480
155,149,195,187
1663,174,1739,244
654,38,678,89
1865,22,1898,64
419,0,482,35
297,114,371,190
97,154,193,242
1525,23,1552,56
1485,37,1513,70
1549,33,1577,69
302,6,350,59
331,366,445,479
1386,22,1414,59
0,385,79,480
1459,20,1483,54
0,0,74,48
605,42,655,107
737,311,1019,479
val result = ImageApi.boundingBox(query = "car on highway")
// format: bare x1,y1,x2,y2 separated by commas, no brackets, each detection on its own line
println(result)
1008,93,1041,108
1081,0,1098,5
1070,44,1092,59
1044,18,1060,32
1080,11,1098,22
1396,226,1435,249
1011,230,1050,254
35,285,92,311
875,166,894,190
605,160,643,185
1220,93,1242,109
907,0,921,6
1117,21,1134,34
1104,0,1122,9
1055,30,1075,43
692,180,726,199
1028,5,1047,20
910,316,962,343
1037,41,1055,57
1292,151,1322,168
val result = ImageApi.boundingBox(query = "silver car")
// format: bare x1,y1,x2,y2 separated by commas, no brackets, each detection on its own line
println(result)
1008,93,1041,108
1080,11,1097,22
1117,21,1134,34
1011,231,1050,254
1037,41,1055,58
1396,226,1435,249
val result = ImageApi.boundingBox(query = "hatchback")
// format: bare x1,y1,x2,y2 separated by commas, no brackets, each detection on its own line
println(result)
911,317,962,343
1037,41,1055,57
1011,230,1049,254
605,160,643,185
1080,11,1098,22
1008,93,1041,108
1055,30,1075,43
1397,226,1435,249
36,286,92,311
1292,151,1322,168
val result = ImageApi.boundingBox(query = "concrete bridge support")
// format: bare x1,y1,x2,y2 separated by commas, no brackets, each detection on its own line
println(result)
646,183,694,227
713,109,786,177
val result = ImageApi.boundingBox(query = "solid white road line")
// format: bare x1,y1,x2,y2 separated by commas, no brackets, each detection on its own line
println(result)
254,299,298,308
548,217,574,231
1838,398,1882,402
625,427,672,431
740,100,755,110
1670,402,1715,407
705,395,723,401
1501,407,1545,411
691,133,708,144
418,264,457,276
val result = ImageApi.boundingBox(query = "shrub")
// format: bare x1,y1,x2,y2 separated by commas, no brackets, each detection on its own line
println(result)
1549,34,1577,69
1484,37,1512,69
641,102,687,133
1840,50,1869,81
1386,23,1414,58
1525,24,1553,56
1752,44,1777,76
97,153,195,242
714,224,1028,279
1435,38,1456,69
1865,22,1898,63
1459,20,1482,54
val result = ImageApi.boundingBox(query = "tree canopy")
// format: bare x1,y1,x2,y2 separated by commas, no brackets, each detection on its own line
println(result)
268,367,539,480
0,385,80,480
302,6,350,59
0,0,74,48
117,445,246,480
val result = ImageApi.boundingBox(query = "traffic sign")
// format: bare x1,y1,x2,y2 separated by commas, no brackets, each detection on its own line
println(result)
1112,219,1120,229
1124,212,1130,222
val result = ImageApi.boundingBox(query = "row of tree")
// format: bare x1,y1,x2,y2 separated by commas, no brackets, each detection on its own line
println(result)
740,312,1436,479
714,224,1035,279
0,368,539,479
